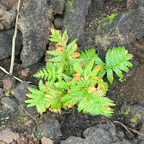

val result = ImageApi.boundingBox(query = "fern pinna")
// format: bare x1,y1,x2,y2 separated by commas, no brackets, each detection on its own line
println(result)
25,29,133,117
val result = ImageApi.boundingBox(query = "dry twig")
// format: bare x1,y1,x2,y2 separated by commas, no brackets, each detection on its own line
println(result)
114,121,134,136
9,0,21,74
0,66,23,82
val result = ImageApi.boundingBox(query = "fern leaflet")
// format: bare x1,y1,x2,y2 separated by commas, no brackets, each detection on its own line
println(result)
105,47,133,84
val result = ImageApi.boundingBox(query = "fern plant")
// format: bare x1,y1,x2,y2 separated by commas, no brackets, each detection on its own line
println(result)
25,29,133,117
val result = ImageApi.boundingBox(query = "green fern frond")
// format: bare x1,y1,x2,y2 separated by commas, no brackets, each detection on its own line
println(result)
34,64,62,82
94,54,106,77
80,49,96,61
105,47,133,84
61,29,68,44
67,39,77,55
78,92,115,117
49,29,62,42
55,81,69,89
44,87,64,113
47,51,63,63
77,79,91,88
25,87,47,114
26,29,134,117
62,83,82,108
49,99,63,113
47,51,62,57
26,87,44,97
79,49,106,78
83,59,95,76
106,68,114,84
57,66,63,81
62,93,79,108
96,78,109,93
73,62,83,74
94,54,105,66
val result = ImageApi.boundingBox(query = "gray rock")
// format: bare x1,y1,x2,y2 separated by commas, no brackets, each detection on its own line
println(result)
0,0,18,10
0,29,22,60
95,0,106,11
54,17,63,29
110,141,133,144
64,0,92,47
18,0,49,67
61,123,132,144
84,128,111,144
14,82,29,103
118,0,144,44
0,88,4,99
138,140,144,144
121,104,144,121
14,82,38,117
61,136,85,144
0,97,18,120
0,4,16,30
1,97,18,112
138,121,144,140
83,124,118,144
0,110,12,128
49,0,65,14
95,0,144,52
35,120,62,143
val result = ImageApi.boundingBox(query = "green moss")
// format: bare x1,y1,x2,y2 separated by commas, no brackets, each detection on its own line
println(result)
66,0,74,7
98,13,118,27
66,0,74,12
120,110,129,115
5,89,15,97
130,118,139,124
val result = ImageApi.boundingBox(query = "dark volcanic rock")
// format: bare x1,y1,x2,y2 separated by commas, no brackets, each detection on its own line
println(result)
35,120,62,143
95,0,106,11
14,82,29,104
121,104,144,142
0,29,22,60
138,124,144,140
54,17,63,29
61,136,84,144
0,3,16,30
14,82,38,117
0,96,18,127
49,0,65,14
0,0,17,10
138,140,144,144
114,64,144,106
64,0,92,47
0,88,4,99
121,104,144,122
95,0,144,53
118,0,144,44
1,97,18,112
61,123,132,144
18,0,49,67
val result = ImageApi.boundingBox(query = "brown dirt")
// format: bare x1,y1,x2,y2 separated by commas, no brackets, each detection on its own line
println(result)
113,63,144,106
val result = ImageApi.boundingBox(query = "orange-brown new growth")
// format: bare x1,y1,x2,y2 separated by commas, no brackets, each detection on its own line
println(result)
88,87,96,93
72,72,81,81
70,52,80,58
94,65,102,72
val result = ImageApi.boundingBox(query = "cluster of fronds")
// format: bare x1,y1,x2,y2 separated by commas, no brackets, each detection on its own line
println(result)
25,29,133,117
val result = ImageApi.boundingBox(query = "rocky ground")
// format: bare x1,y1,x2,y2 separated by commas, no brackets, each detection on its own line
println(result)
0,0,144,143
